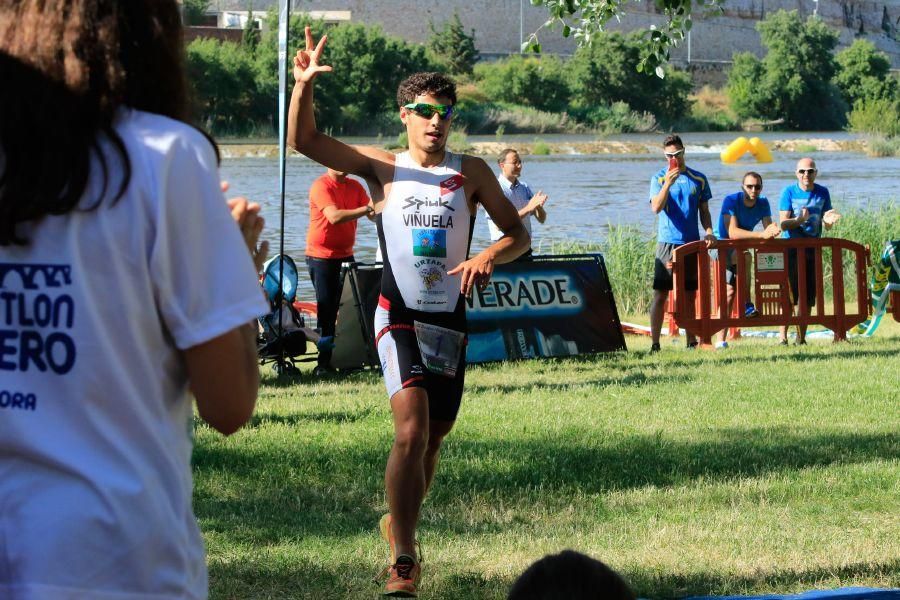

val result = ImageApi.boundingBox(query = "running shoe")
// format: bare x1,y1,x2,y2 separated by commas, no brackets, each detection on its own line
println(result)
744,301,760,318
383,554,420,597
649,342,661,353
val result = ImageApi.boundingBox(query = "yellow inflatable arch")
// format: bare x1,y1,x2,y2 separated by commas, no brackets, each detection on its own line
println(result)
720,136,773,163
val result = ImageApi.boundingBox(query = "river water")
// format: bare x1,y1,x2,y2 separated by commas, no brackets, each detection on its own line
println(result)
220,132,899,298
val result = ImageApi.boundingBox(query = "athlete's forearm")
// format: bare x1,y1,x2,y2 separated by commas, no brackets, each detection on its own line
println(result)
487,222,530,264
288,81,318,153
699,204,714,235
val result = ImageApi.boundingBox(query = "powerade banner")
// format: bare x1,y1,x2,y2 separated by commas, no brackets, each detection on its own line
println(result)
464,255,626,362
331,255,625,369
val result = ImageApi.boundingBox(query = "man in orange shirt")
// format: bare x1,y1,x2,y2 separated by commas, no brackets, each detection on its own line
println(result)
305,168,373,375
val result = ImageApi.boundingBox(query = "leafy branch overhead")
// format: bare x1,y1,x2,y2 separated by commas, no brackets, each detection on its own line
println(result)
526,0,724,77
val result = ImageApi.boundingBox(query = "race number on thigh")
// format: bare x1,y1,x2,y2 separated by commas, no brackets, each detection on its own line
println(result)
413,321,465,378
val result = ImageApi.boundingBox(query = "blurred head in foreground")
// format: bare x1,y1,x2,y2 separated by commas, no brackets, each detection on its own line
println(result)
508,550,636,600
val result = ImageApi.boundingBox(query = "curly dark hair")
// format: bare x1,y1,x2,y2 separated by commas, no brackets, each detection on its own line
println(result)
396,72,457,107
0,0,197,246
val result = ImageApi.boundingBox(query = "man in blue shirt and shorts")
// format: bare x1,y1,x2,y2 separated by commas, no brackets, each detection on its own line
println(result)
777,157,841,345
712,171,781,348
649,134,717,352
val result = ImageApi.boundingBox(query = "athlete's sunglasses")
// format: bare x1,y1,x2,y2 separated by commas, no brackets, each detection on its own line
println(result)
664,149,685,158
403,103,454,120
797,168,817,175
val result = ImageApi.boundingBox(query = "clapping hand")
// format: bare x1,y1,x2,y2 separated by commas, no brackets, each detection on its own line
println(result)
293,26,332,84
527,191,548,212
823,209,841,226
223,181,268,273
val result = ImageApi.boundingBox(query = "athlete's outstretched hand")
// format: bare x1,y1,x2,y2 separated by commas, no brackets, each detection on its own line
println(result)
293,26,332,84
448,251,495,298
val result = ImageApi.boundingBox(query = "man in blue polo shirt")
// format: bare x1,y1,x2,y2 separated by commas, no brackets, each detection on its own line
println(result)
486,148,548,260
777,157,841,345
713,171,781,348
649,134,716,352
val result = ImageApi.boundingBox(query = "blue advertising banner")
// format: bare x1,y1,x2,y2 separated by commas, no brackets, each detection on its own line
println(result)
331,254,626,370
464,254,626,363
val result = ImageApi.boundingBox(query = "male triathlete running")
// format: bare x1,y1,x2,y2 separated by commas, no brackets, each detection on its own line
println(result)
288,28,529,597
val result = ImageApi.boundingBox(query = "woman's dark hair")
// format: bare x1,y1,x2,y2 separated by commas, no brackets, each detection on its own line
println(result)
396,72,457,107
0,0,197,245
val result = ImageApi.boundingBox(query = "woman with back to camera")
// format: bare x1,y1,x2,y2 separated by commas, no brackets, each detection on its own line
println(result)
0,1,268,598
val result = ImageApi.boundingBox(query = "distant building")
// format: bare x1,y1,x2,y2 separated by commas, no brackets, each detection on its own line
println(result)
201,1,900,74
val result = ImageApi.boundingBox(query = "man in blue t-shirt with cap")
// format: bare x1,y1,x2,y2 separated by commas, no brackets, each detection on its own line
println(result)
712,171,781,348
777,157,841,345
648,134,717,352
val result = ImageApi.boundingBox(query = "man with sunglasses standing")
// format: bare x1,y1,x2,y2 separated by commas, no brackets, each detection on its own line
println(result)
289,28,529,597
486,148,549,259
712,172,781,348
649,134,716,352
778,158,841,345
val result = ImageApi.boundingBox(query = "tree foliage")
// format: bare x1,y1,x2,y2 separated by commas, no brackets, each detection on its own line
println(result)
427,12,479,76
182,0,210,26
186,38,265,133
253,13,435,134
726,10,846,129
567,31,691,122
834,39,899,107
475,55,570,112
528,0,723,76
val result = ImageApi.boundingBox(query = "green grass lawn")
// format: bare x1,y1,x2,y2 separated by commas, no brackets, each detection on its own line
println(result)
194,321,900,599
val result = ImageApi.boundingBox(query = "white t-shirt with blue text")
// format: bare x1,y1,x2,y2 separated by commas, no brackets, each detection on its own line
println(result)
0,110,267,599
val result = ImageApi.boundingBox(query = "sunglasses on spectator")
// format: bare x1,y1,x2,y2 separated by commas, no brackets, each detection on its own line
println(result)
797,168,817,175
664,149,685,158
744,184,762,190
403,103,454,120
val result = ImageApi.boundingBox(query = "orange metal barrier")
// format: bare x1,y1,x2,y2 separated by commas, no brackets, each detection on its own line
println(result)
670,238,870,345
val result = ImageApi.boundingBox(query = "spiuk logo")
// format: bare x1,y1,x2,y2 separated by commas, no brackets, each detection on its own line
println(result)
402,196,454,212
439,175,464,196
419,266,444,290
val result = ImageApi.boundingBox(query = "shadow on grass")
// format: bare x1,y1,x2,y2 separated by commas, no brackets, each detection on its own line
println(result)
467,346,898,394
207,555,392,600
246,407,379,427
466,369,698,394
193,426,899,544
204,541,899,599
626,558,900,599
259,366,382,389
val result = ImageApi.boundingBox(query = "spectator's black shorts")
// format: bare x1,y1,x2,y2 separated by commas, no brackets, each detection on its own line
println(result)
653,242,698,291
787,248,817,307
709,248,737,285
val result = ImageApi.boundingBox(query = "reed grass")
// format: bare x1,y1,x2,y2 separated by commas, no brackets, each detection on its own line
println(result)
541,203,898,317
